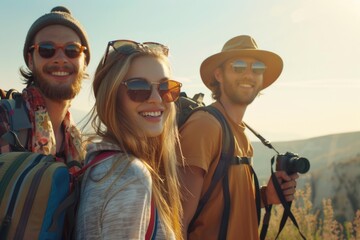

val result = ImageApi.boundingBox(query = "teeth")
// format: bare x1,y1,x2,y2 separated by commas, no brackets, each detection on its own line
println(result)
240,84,252,87
141,111,161,117
52,71,70,76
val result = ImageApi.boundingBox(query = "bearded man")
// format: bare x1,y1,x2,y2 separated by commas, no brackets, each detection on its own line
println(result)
0,6,90,164
178,35,299,240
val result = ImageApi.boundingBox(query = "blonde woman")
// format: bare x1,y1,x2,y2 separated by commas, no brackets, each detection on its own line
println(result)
76,40,183,240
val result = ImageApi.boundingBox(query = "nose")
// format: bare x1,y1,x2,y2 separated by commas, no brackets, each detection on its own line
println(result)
146,85,162,103
241,67,254,80
52,48,68,64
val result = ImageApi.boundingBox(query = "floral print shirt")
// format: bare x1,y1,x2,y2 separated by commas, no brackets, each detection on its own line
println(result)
0,86,85,163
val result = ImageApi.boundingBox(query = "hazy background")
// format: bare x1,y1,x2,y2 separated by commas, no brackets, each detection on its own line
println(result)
1,0,359,141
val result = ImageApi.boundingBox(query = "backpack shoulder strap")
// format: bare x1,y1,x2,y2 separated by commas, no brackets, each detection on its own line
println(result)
58,150,118,240
82,151,158,239
145,198,158,240
187,105,234,240
72,151,117,178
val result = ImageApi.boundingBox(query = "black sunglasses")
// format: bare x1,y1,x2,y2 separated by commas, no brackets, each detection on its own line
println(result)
29,42,87,59
231,60,266,74
102,39,169,65
122,78,182,103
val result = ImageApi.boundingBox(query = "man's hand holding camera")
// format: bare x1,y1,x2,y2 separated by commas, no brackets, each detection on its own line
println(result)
265,171,299,205
262,152,310,206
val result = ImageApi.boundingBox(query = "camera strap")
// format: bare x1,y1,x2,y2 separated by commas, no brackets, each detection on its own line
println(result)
268,156,306,239
243,123,306,240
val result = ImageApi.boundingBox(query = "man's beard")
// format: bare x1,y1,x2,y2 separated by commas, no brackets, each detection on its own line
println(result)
222,76,260,106
33,66,84,101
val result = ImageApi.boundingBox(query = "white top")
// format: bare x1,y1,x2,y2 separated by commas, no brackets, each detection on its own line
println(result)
75,141,174,240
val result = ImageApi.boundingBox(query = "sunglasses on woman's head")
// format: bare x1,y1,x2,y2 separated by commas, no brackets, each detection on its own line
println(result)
29,42,87,59
102,40,169,66
122,78,182,103
230,60,266,74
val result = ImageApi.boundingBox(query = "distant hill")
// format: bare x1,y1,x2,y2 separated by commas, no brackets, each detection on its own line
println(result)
252,131,360,182
310,156,360,222
252,131,360,222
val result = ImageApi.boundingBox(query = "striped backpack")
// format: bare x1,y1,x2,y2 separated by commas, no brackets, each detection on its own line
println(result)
0,151,158,240
0,152,70,239
0,151,113,240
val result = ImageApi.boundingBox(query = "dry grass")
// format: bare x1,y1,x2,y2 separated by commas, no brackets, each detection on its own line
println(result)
261,184,360,240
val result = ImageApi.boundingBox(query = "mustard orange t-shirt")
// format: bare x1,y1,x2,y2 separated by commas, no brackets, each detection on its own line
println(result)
179,102,259,240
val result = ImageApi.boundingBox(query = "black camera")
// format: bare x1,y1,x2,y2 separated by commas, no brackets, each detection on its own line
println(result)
276,152,310,174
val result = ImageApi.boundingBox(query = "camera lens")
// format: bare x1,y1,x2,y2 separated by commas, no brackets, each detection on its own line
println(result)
294,157,310,174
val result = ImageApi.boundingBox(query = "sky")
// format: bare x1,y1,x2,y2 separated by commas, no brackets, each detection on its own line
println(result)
0,0,359,141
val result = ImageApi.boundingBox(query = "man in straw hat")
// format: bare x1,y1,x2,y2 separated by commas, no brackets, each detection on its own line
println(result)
178,35,299,239
0,6,89,163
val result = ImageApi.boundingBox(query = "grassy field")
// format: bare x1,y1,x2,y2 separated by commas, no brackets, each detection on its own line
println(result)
262,184,360,240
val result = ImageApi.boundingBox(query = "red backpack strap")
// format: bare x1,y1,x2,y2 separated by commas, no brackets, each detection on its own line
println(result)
145,198,158,240
61,150,119,239
73,151,118,178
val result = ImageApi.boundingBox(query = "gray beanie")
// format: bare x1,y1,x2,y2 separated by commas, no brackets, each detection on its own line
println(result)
23,6,90,66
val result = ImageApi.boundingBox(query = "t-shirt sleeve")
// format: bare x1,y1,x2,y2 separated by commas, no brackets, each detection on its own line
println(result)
179,110,222,172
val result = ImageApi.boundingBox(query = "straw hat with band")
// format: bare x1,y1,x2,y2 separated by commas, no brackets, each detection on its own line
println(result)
200,35,283,90
23,6,91,66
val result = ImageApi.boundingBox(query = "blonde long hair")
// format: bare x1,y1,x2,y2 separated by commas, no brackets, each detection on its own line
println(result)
88,46,182,239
